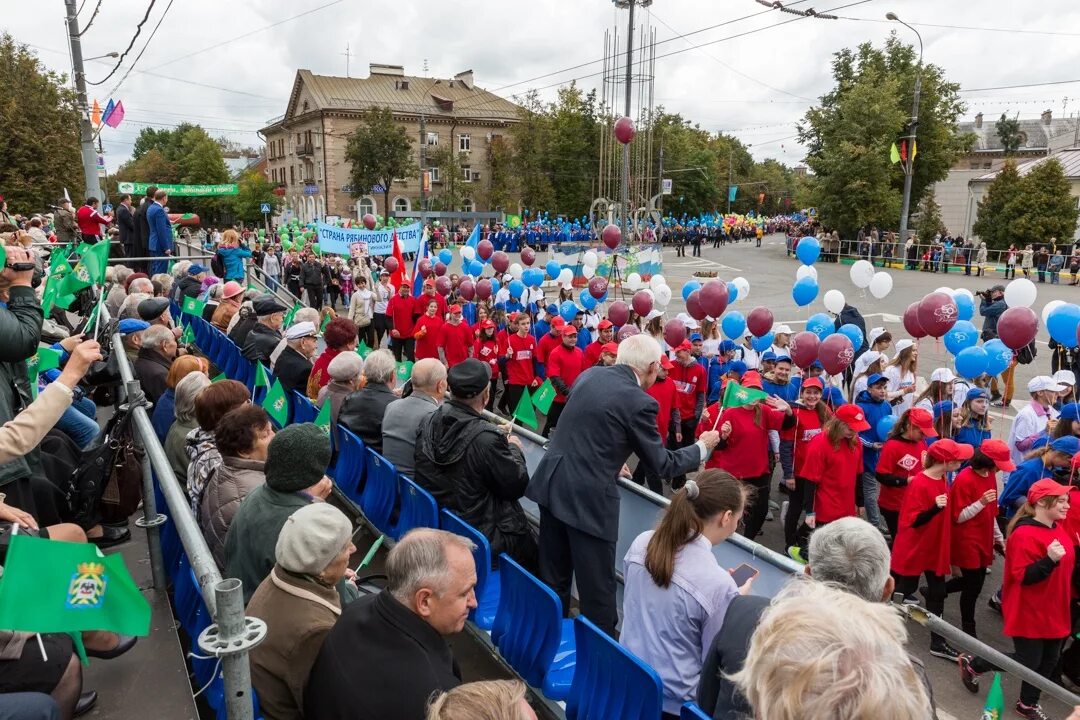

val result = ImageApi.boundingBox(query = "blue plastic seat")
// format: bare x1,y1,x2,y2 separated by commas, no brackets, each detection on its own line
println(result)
360,449,398,533
680,702,712,720
492,553,576,700
290,391,316,424
389,476,438,540
565,616,663,720
334,427,366,502
171,558,201,636
439,509,500,630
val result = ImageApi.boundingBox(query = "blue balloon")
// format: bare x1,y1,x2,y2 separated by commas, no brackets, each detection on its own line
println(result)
795,236,820,265
751,332,774,352
490,278,501,295
546,261,561,280
438,249,453,266
838,323,864,350
943,320,979,355
792,277,819,307
559,300,578,323
682,281,702,302
1047,303,1080,347
727,282,739,304
579,289,597,311
955,346,990,379
953,292,974,322
469,259,485,276
806,313,833,340
509,280,526,298
876,414,897,440
983,339,1012,376
721,311,746,340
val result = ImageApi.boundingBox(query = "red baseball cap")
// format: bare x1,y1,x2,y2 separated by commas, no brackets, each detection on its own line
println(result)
741,371,763,390
908,407,938,437
508,312,518,322
480,319,496,329
659,355,674,369
927,438,974,462
800,377,824,391
449,304,462,313
980,439,1016,471
601,342,619,355
834,404,871,432
674,340,692,353
1028,478,1072,505
598,319,614,330
561,325,579,337
550,316,566,329
423,278,436,287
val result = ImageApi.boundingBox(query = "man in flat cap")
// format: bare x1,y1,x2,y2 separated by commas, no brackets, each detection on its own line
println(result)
414,358,537,571
242,294,288,365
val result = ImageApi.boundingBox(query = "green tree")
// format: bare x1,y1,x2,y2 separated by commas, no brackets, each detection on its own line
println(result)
230,170,280,224
996,114,1022,156
511,91,556,215
0,35,83,212
913,187,945,241
425,144,467,211
1010,159,1080,246
972,160,1023,249
546,85,600,217
484,135,519,211
344,107,416,218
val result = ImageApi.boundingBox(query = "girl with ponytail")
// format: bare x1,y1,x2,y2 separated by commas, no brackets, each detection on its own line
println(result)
619,469,751,718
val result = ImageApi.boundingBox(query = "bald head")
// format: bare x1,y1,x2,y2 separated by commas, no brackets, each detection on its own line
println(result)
411,358,447,400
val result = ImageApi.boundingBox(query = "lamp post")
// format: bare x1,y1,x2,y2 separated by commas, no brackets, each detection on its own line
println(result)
887,11,923,244
85,52,120,61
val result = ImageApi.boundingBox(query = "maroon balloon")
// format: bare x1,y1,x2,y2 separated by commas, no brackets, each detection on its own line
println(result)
433,261,447,277
458,279,475,301
614,116,636,145
685,290,707,322
434,276,452,296
520,246,536,266
902,301,927,339
617,324,641,342
818,333,856,376
477,239,494,261
601,224,621,250
746,306,774,338
664,320,687,348
698,280,729,319
632,289,654,317
789,331,820,369
916,292,959,338
382,256,399,274
475,278,493,301
608,300,630,327
418,258,433,278
998,306,1039,350
362,213,376,230
491,251,510,274
588,276,609,300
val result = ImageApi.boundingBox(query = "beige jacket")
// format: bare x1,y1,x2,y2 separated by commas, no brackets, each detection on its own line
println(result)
0,383,72,464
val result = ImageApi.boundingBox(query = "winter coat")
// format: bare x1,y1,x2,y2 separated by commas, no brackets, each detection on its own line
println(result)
0,287,44,489
177,275,203,300
242,322,282,365
53,208,78,244
133,347,172,404
338,383,397,453
200,457,266,570
185,428,220,515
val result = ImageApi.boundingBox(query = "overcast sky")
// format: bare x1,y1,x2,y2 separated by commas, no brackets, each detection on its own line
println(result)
8,0,1080,175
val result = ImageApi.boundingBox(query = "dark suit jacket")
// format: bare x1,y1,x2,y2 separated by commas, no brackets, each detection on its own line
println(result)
147,201,172,253
116,203,136,256
526,364,701,542
134,198,151,258
274,346,312,396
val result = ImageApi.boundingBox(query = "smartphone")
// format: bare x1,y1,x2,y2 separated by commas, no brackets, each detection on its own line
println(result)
730,563,759,587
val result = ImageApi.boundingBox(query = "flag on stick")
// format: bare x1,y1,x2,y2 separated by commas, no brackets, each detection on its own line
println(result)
513,387,538,429
181,295,207,317
532,379,557,414
261,378,289,426
314,399,332,435
982,672,1004,719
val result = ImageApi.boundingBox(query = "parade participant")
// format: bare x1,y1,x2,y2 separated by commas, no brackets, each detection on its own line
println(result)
572,311,592,352
779,378,829,553
372,270,393,346
856,374,892,533
620,470,751,717
598,342,618,366
1049,403,1080,443
1054,370,1076,408
634,355,679,494
876,407,936,538
583,319,614,366
306,317,358,399
414,298,445,362
769,325,793,358
738,330,760,370
960,480,1075,720
300,252,328,308
763,355,800,401
891,438,971,661
914,368,956,414
850,350,886,397
758,351,777,377
275,322,318,396
669,340,708,489
700,319,722,359
697,370,795,540
1010,376,1064,468
978,284,1010,404
948,440,1011,638
955,388,992,449
868,327,892,354
931,401,958,442
440,305,473,367
348,275,375,349
474,320,500,410
527,335,720,636
387,281,417,362
884,340,919,414
1000,437,1078,520
242,295,287,365
415,278,450,320
502,314,538,415
543,325,585,437
535,316,565,376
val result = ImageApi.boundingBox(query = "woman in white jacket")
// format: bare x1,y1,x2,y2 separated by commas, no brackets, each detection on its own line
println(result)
883,339,919,415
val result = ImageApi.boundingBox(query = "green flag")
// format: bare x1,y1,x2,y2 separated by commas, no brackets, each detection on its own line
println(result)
720,380,768,410
982,672,1003,719
357,340,372,360
513,387,538,429
41,254,74,317
181,323,195,345
890,142,901,164
319,312,331,333
54,294,77,311
532,378,557,414
0,535,151,637
282,302,303,327
395,360,413,384
261,378,289,426
254,363,270,389
26,347,63,400
314,399,332,435
181,295,207,317
58,241,110,295
211,372,227,383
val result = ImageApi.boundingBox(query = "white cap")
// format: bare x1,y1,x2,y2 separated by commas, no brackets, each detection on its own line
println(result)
773,324,793,335
1054,370,1076,387
930,368,956,383
894,339,915,354
868,326,887,346
503,274,513,282
853,350,884,375
644,309,664,321
1028,375,1065,393
285,321,318,340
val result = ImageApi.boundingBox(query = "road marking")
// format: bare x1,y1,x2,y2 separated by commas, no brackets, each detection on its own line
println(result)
665,258,743,272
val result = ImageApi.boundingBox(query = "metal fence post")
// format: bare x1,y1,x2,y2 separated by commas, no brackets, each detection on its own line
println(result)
122,377,168,591
199,579,266,720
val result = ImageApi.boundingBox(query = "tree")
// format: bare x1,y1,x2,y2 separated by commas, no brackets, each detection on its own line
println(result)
913,187,944,241
996,114,1022,156
511,91,555,215
972,160,1022,249
425,144,467,211
230,170,280,224
0,35,83,212
1010,159,1079,246
484,135,520,211
344,107,416,218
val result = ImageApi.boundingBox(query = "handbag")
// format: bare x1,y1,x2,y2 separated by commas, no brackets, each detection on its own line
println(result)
98,408,145,525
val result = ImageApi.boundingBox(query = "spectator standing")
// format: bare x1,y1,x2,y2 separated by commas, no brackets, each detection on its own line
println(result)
115,194,136,258
146,189,173,274
75,197,111,244
53,197,78,245
217,229,252,282
387,282,417,362
347,276,375,349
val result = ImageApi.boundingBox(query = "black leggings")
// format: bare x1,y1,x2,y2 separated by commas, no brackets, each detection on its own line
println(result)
881,507,900,540
971,637,1064,707
894,571,947,646
373,314,391,346
357,322,375,349
739,474,772,540
783,476,808,549
945,566,988,636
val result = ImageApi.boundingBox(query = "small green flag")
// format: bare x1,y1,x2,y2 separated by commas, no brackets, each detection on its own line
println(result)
0,535,151,637
395,360,413,384
513,386,538,429
721,380,768,410
58,241,110,296
211,372,227,383
181,323,195,345
320,312,331,333
890,142,901,164
261,377,289,426
982,672,1003,719
254,363,270,389
357,340,372,360
532,378,557,414
26,347,63,400
181,295,207,316
54,294,77,311
282,302,303,327
314,399,332,435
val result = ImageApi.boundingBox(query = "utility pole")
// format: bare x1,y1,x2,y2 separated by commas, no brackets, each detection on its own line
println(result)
419,113,427,223
620,0,635,240
657,141,664,213
726,154,733,214
887,12,923,244
64,0,103,202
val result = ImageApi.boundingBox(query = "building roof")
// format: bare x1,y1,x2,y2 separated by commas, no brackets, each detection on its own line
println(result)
972,148,1080,182
959,115,1079,153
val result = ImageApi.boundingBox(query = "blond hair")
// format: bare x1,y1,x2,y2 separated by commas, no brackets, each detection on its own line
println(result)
426,680,527,720
730,580,932,720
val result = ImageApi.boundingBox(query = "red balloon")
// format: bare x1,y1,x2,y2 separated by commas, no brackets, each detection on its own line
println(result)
617,324,640,341
632,290,653,317
419,258,433,278
664,320,687,348
614,116,636,145
435,276,452,296
698,280,729,318
903,302,927,339
685,290,707,321
998,306,1039,350
491,251,510,274
434,261,447,277
383,256,399,274
818,333,855,376
916,292,959,338
362,213,376,230
458,279,475,301
789,331,820,369
588,276,609,300
477,239,494,261
520,246,536,266
475,278,493,301
746,306,774,338
608,300,630,327
601,224,622,250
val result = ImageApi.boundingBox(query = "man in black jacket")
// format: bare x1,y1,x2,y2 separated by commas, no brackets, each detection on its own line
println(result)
132,185,156,273
301,254,326,308
979,285,1010,404
241,295,286,365
414,359,537,571
274,321,316,395
116,194,136,259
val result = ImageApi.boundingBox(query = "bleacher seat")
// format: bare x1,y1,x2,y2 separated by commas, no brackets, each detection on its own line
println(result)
492,553,576,700
361,449,398,534
389,475,438,540
439,509,500,631
290,390,316,424
565,616,663,720
333,426,366,503
680,702,712,720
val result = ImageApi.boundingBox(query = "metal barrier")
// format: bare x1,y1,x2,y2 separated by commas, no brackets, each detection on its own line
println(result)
103,305,264,720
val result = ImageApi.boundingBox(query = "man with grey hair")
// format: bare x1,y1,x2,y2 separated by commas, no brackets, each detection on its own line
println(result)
339,349,397,453
119,291,152,320
304,528,476,720
527,333,721,636
133,324,177,403
241,295,287,364
105,265,133,317
382,358,446,475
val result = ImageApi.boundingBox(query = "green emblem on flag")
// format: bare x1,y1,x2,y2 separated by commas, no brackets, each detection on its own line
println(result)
182,296,207,316
27,347,62,400
513,387,538,429
532,378,556,414
395,361,413,383
67,562,107,609
982,672,1003,719
261,378,289,426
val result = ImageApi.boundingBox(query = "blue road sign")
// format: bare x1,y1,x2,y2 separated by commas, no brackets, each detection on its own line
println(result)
103,203,113,213
260,203,272,213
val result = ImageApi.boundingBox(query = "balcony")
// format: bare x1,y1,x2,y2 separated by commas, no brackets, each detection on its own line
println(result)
297,141,315,157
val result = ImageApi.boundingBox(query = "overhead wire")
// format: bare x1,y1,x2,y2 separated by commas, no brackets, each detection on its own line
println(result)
75,0,103,37
106,0,176,97
87,0,157,86
833,16,1080,38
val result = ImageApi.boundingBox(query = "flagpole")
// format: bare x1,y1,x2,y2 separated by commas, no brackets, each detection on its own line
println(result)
92,284,108,343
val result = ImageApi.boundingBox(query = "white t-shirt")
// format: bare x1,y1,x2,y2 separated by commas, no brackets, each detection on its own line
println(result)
702,338,721,358
1008,402,1057,469
884,365,915,415
373,283,391,314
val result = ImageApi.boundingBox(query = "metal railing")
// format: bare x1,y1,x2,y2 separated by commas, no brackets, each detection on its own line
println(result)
791,236,1078,273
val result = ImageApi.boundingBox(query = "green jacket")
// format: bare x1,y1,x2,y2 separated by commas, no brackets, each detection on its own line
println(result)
0,286,44,487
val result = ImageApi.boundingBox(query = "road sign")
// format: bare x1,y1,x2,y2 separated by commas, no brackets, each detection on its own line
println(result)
102,203,113,214
661,178,673,195
260,203,272,214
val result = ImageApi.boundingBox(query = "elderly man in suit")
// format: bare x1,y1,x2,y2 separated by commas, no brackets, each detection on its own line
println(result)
116,193,136,259
527,334,721,635
146,189,172,275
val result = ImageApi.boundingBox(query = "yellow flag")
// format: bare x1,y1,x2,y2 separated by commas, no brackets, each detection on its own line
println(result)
91,99,102,126
912,141,918,160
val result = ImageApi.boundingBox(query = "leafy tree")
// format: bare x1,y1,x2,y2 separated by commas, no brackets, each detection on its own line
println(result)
913,187,944,241
996,114,1022,156
972,160,1022,249
484,135,519,211
344,107,416,218
1010,159,1079,246
546,86,600,217
230,170,280,224
511,91,556,216
0,35,83,212
425,145,467,211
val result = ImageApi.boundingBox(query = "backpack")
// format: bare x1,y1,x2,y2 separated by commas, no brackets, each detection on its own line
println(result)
1017,340,1038,365
211,249,225,278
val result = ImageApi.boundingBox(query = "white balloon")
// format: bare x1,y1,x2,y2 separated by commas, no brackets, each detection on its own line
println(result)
796,265,818,282
868,272,893,300
1005,278,1038,308
649,274,667,291
558,268,574,284
583,250,599,268
732,276,750,301
934,286,954,296
460,246,476,262
655,284,672,306
849,260,874,289
823,289,846,314
626,272,642,291
508,262,523,280
1043,300,1067,327
582,264,596,279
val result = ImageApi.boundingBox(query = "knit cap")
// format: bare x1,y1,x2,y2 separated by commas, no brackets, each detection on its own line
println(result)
275,503,353,575
265,423,330,492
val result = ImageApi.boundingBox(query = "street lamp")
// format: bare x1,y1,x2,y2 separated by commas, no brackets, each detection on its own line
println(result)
84,51,120,61
887,11,923,244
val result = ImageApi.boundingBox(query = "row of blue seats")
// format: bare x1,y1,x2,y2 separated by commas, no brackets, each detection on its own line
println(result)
179,309,714,720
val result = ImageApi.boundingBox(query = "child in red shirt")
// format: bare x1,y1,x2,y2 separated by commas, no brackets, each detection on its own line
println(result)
474,320,501,410
440,304,474,367
503,314,537,416
875,407,936,539
413,298,444,361
544,324,586,437
780,378,830,551
386,283,416,362
668,340,707,489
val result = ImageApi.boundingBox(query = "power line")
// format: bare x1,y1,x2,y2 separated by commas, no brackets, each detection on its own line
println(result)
106,0,176,97
75,0,103,37
836,16,1080,38
87,0,157,86
960,79,1080,93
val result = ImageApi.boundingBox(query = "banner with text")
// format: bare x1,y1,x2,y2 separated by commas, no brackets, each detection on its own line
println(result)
550,243,663,287
116,182,238,197
315,221,423,256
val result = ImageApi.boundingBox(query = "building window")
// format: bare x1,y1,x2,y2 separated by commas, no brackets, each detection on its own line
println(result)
427,132,439,147
317,161,323,181
290,166,295,185
358,197,375,216
461,198,473,213
429,167,440,183
459,133,470,152
462,165,472,182
393,197,410,213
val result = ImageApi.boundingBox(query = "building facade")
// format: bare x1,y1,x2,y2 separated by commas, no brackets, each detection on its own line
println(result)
260,65,520,224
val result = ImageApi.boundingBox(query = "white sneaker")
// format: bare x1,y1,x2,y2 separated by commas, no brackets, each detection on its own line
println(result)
780,500,789,525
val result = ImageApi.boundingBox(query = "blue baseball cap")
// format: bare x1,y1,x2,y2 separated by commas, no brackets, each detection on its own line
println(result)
761,351,777,362
718,340,736,353
729,360,747,375
1050,435,1080,455
546,304,559,315
1058,403,1080,422
690,333,703,342
188,264,208,275
810,360,824,370
867,372,887,386
774,355,792,365
932,400,954,419
966,387,988,402
118,319,150,335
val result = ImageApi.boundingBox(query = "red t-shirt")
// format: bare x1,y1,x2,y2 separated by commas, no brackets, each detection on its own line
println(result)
668,361,706,420
413,292,449,319
800,432,861,524
537,332,561,366
949,466,998,569
584,340,604,367
387,294,415,337
505,333,536,386
545,344,585,402
413,315,444,360
441,321,474,367
475,337,500,379
874,438,926,512
647,376,677,442
890,472,951,577
697,402,788,478
307,347,341,398
1003,521,1075,638
783,406,827,478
